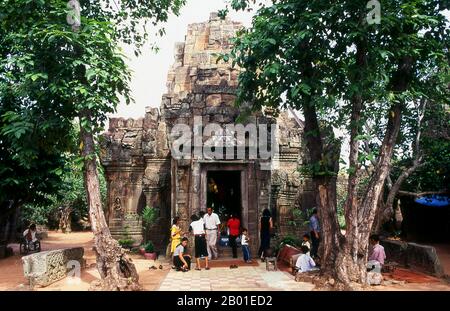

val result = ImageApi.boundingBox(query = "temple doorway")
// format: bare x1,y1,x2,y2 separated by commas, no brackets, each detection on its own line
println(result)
206,170,242,257
206,171,241,222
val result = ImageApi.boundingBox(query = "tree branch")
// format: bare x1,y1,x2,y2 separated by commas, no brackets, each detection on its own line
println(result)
397,190,449,198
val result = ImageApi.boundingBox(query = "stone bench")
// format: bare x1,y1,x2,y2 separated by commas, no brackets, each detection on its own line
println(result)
22,247,85,288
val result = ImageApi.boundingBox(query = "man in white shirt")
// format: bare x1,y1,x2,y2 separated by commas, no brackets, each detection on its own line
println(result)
203,207,221,260
295,245,318,273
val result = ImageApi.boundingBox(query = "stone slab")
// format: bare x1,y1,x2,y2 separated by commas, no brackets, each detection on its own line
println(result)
22,247,85,288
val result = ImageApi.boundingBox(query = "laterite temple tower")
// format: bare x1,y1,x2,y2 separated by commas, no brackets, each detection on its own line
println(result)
100,13,316,254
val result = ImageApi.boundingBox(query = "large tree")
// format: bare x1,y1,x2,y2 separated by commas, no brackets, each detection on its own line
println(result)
1,0,185,290
224,0,448,288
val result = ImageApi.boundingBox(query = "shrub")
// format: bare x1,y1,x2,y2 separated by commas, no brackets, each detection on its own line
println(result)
279,235,302,248
144,241,155,253
118,238,134,248
142,206,159,228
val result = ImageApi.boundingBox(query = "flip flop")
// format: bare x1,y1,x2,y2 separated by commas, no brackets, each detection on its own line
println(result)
195,268,201,271
149,266,157,270
159,265,163,269
205,267,210,270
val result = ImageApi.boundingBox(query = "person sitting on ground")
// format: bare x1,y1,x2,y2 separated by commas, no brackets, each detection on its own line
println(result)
173,237,191,272
367,234,386,271
189,213,210,271
295,245,318,273
302,234,311,255
23,224,39,250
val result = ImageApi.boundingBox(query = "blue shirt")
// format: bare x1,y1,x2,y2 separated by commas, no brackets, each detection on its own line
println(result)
309,215,320,232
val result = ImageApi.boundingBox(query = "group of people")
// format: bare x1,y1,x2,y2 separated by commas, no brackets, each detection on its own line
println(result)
292,209,321,273
169,206,386,275
293,210,387,274
169,207,258,272
169,207,221,272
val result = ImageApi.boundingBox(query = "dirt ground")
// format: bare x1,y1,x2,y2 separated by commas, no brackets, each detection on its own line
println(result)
1,231,449,291
0,231,170,291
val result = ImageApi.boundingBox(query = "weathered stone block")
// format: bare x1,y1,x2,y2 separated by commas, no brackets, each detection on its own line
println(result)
406,243,444,277
22,247,85,288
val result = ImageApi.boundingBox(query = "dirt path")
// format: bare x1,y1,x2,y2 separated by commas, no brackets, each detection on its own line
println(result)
0,231,170,291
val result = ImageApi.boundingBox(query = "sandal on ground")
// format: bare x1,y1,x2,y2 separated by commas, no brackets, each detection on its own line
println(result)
159,265,163,269
205,267,210,270
195,268,201,271
149,265,157,270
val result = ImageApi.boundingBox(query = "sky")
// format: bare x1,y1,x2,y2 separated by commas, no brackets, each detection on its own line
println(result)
112,0,255,120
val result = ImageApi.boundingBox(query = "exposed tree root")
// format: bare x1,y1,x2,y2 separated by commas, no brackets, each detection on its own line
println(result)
89,234,142,291
295,271,368,291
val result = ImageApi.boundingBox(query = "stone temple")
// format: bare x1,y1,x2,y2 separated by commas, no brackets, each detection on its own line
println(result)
100,13,315,254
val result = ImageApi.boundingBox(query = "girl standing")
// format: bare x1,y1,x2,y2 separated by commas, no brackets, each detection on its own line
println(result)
170,217,182,254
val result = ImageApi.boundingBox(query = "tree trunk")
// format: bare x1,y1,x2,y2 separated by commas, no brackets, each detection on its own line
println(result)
302,98,350,288
373,97,426,233
373,159,424,232
355,56,414,277
80,110,141,291
59,205,73,233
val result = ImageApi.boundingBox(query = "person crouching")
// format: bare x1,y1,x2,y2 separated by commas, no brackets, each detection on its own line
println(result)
173,237,191,272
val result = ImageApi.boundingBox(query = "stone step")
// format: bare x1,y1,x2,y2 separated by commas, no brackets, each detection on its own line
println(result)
218,247,235,257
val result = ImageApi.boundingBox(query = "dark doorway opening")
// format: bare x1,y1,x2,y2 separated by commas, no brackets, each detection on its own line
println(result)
206,171,241,222
206,170,242,255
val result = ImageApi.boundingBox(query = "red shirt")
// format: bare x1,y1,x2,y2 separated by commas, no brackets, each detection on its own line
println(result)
227,218,241,236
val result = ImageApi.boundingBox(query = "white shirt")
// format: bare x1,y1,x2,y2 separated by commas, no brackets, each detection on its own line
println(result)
295,254,316,273
23,229,37,242
203,212,221,230
301,241,311,255
241,233,249,246
190,219,205,235
173,244,185,257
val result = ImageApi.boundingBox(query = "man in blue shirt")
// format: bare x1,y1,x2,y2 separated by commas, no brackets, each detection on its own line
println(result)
309,209,320,259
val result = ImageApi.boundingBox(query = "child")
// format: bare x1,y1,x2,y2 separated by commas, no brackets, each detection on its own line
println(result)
241,228,252,263
302,234,311,255
295,245,317,273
